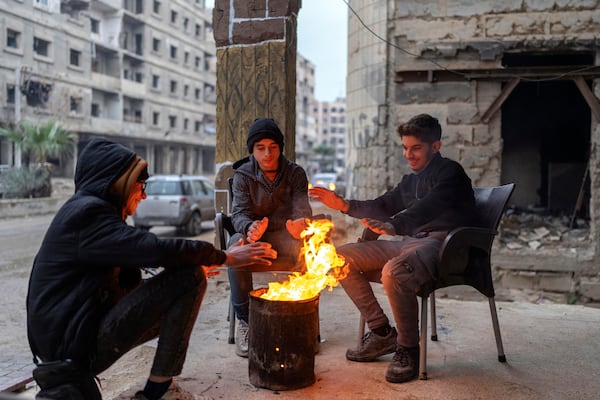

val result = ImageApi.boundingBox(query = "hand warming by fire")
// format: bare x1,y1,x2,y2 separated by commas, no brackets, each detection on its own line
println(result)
260,218,349,301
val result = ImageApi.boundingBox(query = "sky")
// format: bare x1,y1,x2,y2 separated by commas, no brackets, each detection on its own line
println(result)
205,0,348,102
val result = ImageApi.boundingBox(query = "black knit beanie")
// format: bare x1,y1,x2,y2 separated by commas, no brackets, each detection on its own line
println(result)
246,118,284,153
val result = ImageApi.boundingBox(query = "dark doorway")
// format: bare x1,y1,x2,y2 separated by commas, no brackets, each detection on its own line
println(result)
501,54,592,219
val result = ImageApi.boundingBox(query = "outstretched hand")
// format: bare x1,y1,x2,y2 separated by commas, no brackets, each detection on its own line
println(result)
246,217,269,243
285,217,306,239
308,187,349,212
362,218,396,236
224,238,277,267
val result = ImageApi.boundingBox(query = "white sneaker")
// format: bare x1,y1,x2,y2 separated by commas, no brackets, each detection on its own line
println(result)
235,318,249,358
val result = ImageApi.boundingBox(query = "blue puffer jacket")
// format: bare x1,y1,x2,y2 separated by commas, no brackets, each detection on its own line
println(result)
346,153,476,236
26,138,226,366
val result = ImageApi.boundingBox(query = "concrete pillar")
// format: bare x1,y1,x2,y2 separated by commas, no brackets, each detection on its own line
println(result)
213,0,299,163
212,0,300,212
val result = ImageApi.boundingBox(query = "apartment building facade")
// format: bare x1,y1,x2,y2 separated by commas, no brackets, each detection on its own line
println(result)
295,52,318,175
314,97,346,176
0,0,217,177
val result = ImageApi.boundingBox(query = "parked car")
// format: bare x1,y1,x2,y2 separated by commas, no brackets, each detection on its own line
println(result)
308,172,346,196
133,175,216,236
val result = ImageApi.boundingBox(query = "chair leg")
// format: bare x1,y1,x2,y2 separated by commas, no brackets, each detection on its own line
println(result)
228,296,236,344
488,297,507,362
358,314,366,346
430,291,438,341
419,296,428,380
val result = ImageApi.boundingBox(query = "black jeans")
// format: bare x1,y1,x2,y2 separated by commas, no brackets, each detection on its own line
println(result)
92,266,207,377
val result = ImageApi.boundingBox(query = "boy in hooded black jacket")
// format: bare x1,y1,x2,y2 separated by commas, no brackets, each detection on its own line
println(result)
26,138,276,400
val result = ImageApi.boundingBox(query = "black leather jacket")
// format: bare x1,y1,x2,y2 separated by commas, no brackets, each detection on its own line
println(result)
346,153,476,236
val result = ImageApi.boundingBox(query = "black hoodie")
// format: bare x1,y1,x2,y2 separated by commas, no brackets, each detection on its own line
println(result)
26,138,225,366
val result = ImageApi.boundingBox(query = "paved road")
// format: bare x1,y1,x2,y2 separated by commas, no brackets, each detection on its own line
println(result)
0,214,215,393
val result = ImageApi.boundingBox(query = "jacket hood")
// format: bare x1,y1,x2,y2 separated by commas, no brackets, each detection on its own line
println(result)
74,138,142,201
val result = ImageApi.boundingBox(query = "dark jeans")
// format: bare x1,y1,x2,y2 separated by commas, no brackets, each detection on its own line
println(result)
337,231,446,348
92,266,207,377
227,230,301,321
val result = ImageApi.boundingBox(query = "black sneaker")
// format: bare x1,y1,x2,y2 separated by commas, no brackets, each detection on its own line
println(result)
346,327,398,362
385,345,420,383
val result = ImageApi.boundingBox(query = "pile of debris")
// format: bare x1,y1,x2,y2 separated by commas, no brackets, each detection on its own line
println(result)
498,208,590,251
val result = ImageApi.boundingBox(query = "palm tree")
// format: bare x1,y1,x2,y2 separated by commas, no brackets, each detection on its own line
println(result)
0,120,74,167
0,120,74,197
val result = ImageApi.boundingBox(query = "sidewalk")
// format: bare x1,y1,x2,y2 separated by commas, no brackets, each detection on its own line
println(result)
93,276,600,400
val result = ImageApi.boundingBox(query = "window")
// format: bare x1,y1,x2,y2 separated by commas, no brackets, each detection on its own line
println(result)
153,111,160,125
6,29,20,49
194,88,201,100
195,120,201,132
169,115,176,128
33,37,50,57
7,84,15,104
91,103,100,117
170,80,177,94
170,10,177,23
152,38,160,52
195,23,201,37
153,0,160,14
194,56,200,68
184,118,189,130
170,45,177,59
183,17,189,31
184,51,189,64
183,84,189,97
90,18,100,34
69,49,81,66
70,96,82,114
152,74,160,89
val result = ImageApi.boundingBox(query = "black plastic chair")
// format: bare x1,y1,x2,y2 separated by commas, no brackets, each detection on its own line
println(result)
357,183,515,380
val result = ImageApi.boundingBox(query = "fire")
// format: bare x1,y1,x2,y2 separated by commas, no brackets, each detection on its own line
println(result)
260,218,348,301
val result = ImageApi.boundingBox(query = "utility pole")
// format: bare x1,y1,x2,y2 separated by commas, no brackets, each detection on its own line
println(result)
14,64,22,168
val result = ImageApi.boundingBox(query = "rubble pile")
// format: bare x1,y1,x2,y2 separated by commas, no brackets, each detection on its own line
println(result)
499,208,590,252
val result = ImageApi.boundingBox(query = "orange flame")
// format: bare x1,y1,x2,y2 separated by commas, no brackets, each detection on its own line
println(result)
260,218,348,301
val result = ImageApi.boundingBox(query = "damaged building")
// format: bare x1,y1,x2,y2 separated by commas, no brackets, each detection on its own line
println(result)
345,0,600,304
0,0,217,177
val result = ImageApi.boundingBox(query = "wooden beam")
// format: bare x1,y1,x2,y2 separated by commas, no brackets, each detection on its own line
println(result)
480,78,520,124
573,76,600,122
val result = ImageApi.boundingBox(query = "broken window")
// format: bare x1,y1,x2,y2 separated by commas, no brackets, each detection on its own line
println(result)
6,29,20,49
20,79,52,107
70,49,81,66
7,84,15,104
33,37,50,57
90,18,100,34
70,96,82,114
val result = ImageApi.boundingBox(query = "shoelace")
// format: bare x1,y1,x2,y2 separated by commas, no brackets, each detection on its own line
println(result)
392,349,410,366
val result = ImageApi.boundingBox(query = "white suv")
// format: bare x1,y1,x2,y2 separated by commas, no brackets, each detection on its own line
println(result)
133,175,215,236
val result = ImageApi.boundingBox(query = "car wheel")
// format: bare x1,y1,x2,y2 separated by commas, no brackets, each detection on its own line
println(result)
186,212,203,236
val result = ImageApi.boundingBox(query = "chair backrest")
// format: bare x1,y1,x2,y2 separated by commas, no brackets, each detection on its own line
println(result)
473,183,515,231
